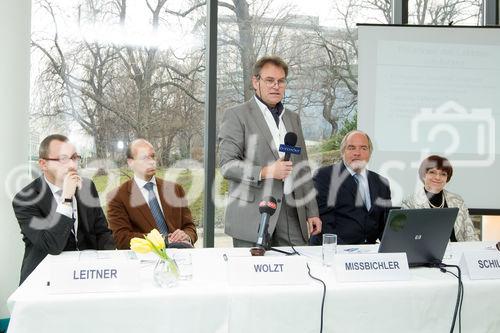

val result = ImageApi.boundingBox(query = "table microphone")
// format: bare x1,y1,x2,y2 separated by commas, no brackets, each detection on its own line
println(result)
250,196,277,256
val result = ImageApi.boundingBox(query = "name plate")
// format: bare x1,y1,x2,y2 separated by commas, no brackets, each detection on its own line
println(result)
334,253,410,282
227,256,308,286
459,251,500,280
49,259,140,294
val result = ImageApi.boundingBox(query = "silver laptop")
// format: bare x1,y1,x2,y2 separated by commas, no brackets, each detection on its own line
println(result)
378,208,459,267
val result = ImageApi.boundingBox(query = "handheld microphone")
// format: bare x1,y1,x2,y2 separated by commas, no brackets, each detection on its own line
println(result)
255,196,278,249
279,132,301,161
283,132,297,161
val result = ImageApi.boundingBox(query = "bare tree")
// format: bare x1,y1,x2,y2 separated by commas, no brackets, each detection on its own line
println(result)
31,0,122,161
354,0,482,25
31,0,205,165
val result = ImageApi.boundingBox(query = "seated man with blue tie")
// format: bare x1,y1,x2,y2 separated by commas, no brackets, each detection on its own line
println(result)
107,139,197,249
12,134,115,284
311,130,392,245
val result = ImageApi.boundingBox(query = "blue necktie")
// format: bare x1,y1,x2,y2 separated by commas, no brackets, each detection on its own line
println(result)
354,173,371,211
144,182,169,235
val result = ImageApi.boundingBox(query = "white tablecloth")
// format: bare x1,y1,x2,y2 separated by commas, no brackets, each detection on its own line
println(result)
7,242,500,333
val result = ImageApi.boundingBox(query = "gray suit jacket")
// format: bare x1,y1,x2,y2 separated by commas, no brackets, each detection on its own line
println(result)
218,97,319,243
401,187,478,242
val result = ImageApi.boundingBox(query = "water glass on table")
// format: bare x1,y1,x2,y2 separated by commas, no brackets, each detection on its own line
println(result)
322,234,337,267
174,252,193,280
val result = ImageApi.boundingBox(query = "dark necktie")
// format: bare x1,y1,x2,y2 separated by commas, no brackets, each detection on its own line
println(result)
144,182,169,235
269,107,281,127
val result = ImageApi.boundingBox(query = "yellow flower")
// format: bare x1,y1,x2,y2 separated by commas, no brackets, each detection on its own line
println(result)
130,229,173,270
130,237,152,254
130,229,178,278
145,229,166,250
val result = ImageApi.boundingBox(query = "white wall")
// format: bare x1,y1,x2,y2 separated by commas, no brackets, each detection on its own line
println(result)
0,0,31,319
482,216,500,241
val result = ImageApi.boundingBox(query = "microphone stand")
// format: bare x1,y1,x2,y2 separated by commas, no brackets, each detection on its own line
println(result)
250,231,296,256
250,230,270,256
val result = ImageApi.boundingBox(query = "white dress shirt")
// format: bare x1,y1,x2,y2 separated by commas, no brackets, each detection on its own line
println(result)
254,96,294,194
254,96,288,159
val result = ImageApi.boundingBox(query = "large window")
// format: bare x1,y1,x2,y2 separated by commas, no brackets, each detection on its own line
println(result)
30,0,493,246
214,0,391,244
30,0,391,247
408,0,484,25
30,0,207,241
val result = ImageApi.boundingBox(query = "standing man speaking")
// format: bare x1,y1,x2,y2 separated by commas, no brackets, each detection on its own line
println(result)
219,56,321,247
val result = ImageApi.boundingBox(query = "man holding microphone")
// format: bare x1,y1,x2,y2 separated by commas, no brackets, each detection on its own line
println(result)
218,56,321,248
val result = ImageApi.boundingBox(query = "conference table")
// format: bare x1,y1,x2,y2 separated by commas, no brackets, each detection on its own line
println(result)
6,242,500,333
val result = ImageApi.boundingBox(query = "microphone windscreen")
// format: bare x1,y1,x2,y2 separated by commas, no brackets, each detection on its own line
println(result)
284,132,297,146
258,196,278,215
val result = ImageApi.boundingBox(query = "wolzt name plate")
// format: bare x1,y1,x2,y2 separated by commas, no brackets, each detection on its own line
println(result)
460,250,500,280
49,258,140,294
334,253,410,282
227,256,308,286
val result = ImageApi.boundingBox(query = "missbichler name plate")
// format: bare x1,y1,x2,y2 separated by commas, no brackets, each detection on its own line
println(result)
334,253,410,282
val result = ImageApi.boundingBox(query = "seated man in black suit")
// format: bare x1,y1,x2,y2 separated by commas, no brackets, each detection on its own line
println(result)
311,130,392,245
12,134,115,284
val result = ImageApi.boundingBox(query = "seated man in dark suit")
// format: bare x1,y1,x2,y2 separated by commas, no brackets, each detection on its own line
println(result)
12,134,115,284
107,139,197,249
312,130,392,245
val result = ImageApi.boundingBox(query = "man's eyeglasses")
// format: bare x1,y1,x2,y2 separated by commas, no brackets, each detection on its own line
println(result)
133,155,156,161
257,76,287,88
44,154,82,164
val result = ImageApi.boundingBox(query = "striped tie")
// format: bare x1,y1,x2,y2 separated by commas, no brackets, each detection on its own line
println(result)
144,182,169,235
354,173,371,211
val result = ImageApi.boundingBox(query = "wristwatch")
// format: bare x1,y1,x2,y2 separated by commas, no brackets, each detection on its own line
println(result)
62,198,72,205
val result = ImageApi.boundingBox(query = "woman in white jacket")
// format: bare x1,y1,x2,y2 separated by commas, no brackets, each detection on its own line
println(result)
401,155,478,242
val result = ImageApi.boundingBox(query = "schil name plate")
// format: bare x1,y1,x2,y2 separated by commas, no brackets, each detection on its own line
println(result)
227,256,308,286
49,259,140,294
334,253,410,282
459,250,500,280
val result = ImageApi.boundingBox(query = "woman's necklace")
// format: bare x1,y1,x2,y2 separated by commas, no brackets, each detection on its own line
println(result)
428,194,444,208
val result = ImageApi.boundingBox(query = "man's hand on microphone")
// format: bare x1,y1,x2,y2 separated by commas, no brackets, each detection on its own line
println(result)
307,216,322,236
61,171,81,200
261,158,293,180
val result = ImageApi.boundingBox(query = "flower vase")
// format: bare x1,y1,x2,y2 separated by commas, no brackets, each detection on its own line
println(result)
153,259,179,288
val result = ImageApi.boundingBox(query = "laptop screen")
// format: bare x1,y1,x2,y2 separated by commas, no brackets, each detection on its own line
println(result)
378,208,459,267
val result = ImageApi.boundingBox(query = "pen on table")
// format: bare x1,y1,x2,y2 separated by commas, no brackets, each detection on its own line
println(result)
344,248,360,253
